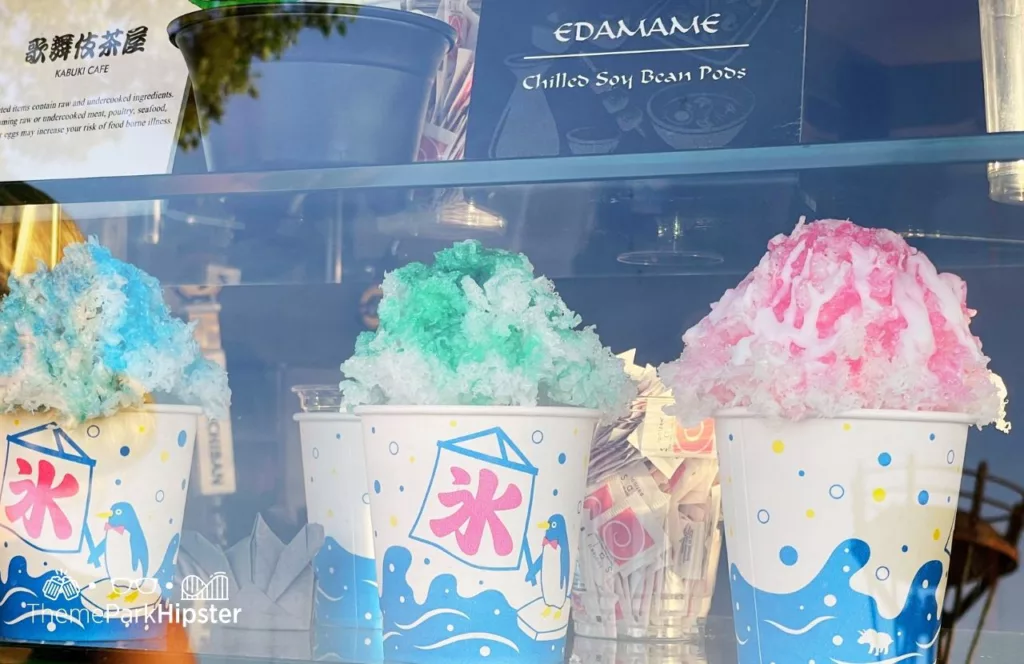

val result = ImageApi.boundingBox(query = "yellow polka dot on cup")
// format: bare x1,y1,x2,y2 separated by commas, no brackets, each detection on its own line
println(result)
806,509,815,518
160,451,170,463
390,515,398,527
873,488,887,502
933,528,941,541
771,440,785,454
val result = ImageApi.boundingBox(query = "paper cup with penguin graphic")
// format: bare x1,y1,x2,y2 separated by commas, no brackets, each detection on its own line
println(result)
0,406,198,643
339,241,633,663
293,385,380,629
357,406,601,664
715,410,969,664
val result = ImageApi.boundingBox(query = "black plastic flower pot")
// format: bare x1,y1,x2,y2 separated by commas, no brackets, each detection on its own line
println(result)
169,2,455,171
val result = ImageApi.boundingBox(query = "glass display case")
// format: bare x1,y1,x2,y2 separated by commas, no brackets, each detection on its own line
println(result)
1,0,1024,663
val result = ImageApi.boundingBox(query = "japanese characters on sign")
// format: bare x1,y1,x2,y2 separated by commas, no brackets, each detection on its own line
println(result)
0,0,194,181
26,27,149,64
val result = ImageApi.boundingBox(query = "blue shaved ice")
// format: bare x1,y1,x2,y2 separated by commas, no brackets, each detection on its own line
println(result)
0,240,230,423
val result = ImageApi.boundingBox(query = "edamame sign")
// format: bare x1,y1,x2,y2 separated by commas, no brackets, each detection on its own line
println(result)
467,0,807,159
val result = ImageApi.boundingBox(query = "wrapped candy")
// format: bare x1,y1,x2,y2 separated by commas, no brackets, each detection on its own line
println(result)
574,351,722,640
574,458,721,640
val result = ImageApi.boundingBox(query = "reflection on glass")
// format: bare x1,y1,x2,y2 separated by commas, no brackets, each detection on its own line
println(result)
376,188,506,239
173,6,357,152
0,200,84,298
617,213,724,271
171,3,454,170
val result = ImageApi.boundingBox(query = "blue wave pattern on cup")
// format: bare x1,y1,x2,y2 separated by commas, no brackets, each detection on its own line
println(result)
379,546,566,664
729,539,943,664
313,625,385,663
314,536,381,629
0,555,167,642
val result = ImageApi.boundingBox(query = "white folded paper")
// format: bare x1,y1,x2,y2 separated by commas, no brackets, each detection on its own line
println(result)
176,515,324,632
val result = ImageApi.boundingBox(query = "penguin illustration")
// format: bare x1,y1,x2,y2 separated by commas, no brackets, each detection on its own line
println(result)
524,514,570,618
86,502,149,602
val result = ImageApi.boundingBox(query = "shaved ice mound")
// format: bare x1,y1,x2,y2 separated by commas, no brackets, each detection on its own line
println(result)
0,240,230,423
341,240,633,414
660,219,1006,427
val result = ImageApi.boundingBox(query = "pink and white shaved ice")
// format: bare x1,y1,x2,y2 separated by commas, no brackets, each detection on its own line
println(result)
660,219,1008,427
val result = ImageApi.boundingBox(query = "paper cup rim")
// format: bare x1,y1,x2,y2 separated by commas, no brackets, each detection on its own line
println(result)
4,404,202,417
715,408,976,425
64,404,204,418
293,412,360,423
355,405,604,419
132,404,204,416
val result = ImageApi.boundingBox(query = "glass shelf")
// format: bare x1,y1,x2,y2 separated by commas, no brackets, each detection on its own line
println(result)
4,133,1024,204
3,617,1021,664
5,157,1013,293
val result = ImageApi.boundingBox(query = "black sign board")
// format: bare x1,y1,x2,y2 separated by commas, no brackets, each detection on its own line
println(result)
466,0,808,159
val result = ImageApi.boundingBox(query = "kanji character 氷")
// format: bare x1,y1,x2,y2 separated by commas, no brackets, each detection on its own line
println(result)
429,467,522,556
5,457,80,541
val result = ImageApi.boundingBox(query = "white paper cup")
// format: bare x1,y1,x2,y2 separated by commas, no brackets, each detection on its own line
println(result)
294,413,380,628
356,405,602,664
715,410,969,664
0,406,198,642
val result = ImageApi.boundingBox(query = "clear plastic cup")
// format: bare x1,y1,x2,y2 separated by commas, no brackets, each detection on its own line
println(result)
292,384,345,413
572,459,722,641
979,0,1024,203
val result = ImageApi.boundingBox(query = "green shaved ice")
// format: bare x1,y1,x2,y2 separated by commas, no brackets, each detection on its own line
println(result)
341,241,633,414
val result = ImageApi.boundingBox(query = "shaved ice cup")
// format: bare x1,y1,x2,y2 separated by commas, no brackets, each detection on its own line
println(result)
0,406,198,643
356,406,602,664
715,409,970,664
293,408,381,629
